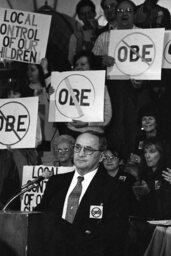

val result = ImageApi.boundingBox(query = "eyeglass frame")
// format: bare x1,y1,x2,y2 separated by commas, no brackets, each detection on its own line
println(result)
116,7,133,14
103,154,119,161
54,147,71,153
74,144,101,155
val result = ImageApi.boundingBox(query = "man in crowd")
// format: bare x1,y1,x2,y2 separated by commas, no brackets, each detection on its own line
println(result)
35,131,128,256
135,0,171,29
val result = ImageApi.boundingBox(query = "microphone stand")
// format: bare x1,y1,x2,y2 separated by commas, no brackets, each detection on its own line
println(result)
2,183,39,212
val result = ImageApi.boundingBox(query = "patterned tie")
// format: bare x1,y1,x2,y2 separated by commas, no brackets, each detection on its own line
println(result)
65,176,84,223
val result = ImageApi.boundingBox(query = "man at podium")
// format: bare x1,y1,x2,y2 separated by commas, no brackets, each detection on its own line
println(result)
35,131,128,256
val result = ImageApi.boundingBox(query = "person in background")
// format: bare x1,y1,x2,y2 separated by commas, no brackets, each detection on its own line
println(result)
138,137,171,219
135,0,171,29
21,63,58,165
35,131,129,256
52,134,75,167
102,147,139,216
1,80,42,184
129,103,168,164
68,0,99,65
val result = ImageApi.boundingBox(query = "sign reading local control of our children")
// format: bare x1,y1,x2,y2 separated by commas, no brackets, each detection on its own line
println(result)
0,8,51,63
21,165,75,211
0,96,38,149
49,70,106,122
108,28,165,80
162,31,171,69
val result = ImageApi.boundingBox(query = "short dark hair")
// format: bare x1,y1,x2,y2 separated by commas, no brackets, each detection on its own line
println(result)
138,103,160,127
101,0,120,9
78,131,107,151
73,50,101,70
117,0,136,13
76,0,96,15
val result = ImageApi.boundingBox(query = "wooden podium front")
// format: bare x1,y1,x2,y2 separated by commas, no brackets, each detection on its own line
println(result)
0,211,63,256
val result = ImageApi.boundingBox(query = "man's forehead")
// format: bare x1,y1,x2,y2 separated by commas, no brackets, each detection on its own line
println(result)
76,133,99,146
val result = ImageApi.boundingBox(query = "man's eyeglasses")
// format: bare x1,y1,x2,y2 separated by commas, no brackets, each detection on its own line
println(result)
103,3,117,10
116,8,133,14
55,148,70,153
103,154,118,161
74,144,101,155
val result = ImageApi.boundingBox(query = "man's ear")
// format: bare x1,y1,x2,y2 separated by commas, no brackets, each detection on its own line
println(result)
99,152,105,162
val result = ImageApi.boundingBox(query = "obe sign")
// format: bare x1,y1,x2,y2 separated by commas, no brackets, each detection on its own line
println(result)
0,101,30,146
115,32,155,76
55,74,95,119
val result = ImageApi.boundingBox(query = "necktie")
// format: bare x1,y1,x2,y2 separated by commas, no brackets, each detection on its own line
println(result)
65,176,84,223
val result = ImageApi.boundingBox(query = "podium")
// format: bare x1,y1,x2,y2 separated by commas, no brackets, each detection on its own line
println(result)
0,211,63,256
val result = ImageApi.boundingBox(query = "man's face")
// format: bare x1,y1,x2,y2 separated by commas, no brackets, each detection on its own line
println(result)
103,0,118,22
103,150,120,172
116,1,134,29
74,133,102,175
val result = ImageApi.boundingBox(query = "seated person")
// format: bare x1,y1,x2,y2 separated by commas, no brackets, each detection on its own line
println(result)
68,0,99,65
52,134,75,167
35,131,128,256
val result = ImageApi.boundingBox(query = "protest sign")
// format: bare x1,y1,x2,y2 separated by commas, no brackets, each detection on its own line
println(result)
163,30,171,69
0,96,38,149
108,28,165,80
21,165,75,211
0,8,51,63
49,70,106,122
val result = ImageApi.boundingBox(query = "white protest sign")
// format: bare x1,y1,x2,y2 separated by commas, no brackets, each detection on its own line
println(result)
21,165,75,211
0,96,38,149
163,31,171,69
108,28,165,80
49,70,106,122
0,8,51,64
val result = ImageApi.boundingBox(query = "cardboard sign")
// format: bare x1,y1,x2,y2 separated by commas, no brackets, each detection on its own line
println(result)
0,8,51,63
108,28,165,80
21,165,75,211
163,30,171,69
0,97,38,149
49,70,106,122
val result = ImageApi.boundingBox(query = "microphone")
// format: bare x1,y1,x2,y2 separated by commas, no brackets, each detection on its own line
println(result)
2,171,53,211
21,170,53,190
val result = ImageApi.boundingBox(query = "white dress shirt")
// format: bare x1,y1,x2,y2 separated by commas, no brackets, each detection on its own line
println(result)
62,168,98,219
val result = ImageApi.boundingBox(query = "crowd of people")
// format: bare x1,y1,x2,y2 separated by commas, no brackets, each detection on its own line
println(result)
1,0,171,255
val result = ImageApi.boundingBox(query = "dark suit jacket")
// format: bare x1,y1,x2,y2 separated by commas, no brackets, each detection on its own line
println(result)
35,166,128,256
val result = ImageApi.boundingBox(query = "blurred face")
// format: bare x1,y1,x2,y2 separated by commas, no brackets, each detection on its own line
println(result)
78,6,95,25
8,90,21,98
116,1,134,29
103,150,119,172
74,56,90,71
103,0,118,22
74,133,102,175
27,64,39,83
141,116,157,133
144,144,161,170
55,142,73,166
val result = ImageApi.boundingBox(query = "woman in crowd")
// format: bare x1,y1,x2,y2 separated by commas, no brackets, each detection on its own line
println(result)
137,137,171,219
41,50,112,138
130,103,164,164
102,147,139,216
52,134,75,167
21,63,57,164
